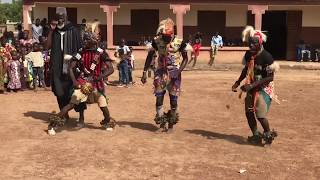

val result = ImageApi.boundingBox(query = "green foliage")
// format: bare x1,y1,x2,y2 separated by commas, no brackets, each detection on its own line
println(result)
0,0,22,24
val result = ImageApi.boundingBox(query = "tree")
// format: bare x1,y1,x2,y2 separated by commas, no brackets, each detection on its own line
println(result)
0,0,22,24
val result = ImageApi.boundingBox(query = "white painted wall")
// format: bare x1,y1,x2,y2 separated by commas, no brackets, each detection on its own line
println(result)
32,3,320,27
185,4,247,27
269,5,320,27
113,4,176,25
33,3,247,27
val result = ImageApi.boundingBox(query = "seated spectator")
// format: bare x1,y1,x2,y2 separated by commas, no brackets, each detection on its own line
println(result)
296,40,311,62
315,48,320,62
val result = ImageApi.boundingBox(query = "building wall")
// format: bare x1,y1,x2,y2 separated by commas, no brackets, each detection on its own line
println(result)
269,5,320,27
33,3,107,24
269,5,320,47
185,4,247,27
33,3,249,26
31,3,320,50
114,4,176,25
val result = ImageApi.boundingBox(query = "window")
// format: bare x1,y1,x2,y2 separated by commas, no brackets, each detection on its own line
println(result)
131,9,159,36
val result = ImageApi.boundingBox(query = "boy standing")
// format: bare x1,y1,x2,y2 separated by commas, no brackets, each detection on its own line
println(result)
25,43,46,90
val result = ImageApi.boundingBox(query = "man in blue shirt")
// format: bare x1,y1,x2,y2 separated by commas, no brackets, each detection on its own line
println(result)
209,32,223,66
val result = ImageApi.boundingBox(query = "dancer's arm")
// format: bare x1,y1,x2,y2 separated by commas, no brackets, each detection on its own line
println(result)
101,61,114,79
178,41,188,72
240,76,273,92
141,49,156,84
69,60,79,88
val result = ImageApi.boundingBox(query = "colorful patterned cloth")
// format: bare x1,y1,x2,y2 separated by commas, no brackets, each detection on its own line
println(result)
154,56,181,96
7,60,21,90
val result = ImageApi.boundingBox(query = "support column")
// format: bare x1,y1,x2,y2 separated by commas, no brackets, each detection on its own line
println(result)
248,5,268,30
170,4,190,39
23,5,34,31
100,5,119,48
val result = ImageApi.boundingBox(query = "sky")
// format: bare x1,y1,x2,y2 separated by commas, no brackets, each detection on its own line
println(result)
1,0,12,3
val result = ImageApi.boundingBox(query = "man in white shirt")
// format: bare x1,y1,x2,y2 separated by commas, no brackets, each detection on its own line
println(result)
209,32,223,66
114,39,130,87
32,18,43,43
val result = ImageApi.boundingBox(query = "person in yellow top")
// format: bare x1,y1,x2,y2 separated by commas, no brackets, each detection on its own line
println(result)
25,43,46,90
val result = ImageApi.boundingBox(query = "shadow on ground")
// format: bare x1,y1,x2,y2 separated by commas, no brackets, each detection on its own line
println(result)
185,129,255,146
117,121,159,132
23,111,103,133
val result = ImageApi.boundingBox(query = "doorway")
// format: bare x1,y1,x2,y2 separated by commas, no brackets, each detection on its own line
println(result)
262,11,287,59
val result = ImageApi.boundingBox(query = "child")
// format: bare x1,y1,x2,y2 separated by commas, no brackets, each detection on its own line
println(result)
18,46,28,89
127,46,135,84
40,43,50,87
25,43,46,90
188,38,201,68
6,50,21,92
115,39,130,87
99,41,113,85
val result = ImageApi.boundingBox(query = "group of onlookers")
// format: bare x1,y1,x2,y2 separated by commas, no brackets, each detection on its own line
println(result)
296,40,320,62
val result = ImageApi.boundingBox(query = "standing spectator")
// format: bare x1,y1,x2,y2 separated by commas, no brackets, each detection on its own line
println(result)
188,38,201,68
114,39,130,87
315,48,320,62
80,18,87,39
32,18,43,43
0,44,8,94
209,32,223,66
19,46,28,89
20,30,33,46
127,46,135,84
46,7,85,124
296,40,311,62
17,24,24,40
41,43,50,87
194,32,202,43
6,31,14,45
6,50,21,92
41,18,50,38
25,43,46,90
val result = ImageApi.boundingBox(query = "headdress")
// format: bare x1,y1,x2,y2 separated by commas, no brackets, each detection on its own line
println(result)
242,26,267,45
157,18,174,36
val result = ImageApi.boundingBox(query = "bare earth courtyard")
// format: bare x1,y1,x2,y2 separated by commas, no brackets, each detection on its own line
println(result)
0,69,319,180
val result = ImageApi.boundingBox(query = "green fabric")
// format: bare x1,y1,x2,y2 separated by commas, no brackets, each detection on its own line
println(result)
259,90,271,112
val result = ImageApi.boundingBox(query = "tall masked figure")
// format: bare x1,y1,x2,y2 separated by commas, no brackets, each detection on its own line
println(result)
46,7,85,121
232,26,279,145
141,18,188,133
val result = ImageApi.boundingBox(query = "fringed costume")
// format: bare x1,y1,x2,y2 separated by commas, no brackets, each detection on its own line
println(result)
141,18,189,133
232,26,279,145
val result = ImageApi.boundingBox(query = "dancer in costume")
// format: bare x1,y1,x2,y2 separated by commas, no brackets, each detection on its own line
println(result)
141,18,188,133
232,26,279,145
48,28,115,135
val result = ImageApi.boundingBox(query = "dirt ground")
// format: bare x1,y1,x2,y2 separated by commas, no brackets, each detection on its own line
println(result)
0,68,319,180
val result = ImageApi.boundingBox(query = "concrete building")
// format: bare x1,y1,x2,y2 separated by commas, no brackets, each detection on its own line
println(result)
23,0,320,60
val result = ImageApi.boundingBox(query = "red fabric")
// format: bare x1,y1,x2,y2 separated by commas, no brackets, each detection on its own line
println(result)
81,50,104,91
193,43,201,56
254,32,263,45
